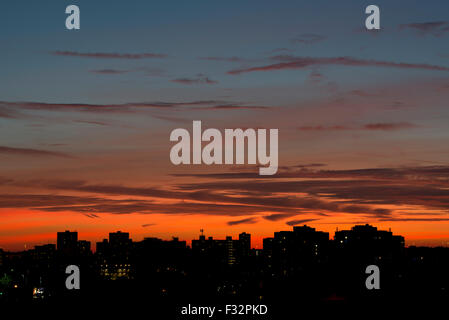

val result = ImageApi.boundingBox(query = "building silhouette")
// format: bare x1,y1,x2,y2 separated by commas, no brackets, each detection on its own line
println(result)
56,231,92,260
57,231,78,255
0,224,448,310
192,232,251,267
264,225,329,277
77,240,91,256
334,224,405,264
97,231,133,280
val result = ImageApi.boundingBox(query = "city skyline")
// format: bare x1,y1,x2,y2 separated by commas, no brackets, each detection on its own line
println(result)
1,1,449,251
0,223,436,253
2,219,447,313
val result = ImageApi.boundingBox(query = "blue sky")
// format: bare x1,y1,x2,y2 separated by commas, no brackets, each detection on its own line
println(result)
1,0,449,103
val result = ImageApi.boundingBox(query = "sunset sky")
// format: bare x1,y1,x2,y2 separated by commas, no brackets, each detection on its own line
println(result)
1,0,449,251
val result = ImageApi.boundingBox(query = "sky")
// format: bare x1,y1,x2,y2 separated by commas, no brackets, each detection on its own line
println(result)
1,0,449,251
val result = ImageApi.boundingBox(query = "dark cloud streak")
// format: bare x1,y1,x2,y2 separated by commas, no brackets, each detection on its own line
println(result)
51,51,167,59
286,218,319,226
399,21,449,37
227,217,258,226
0,146,73,158
228,56,449,74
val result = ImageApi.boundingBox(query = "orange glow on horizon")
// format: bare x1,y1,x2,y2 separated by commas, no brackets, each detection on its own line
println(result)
1,208,449,252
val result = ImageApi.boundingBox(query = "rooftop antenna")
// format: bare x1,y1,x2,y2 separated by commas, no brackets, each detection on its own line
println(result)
200,229,204,236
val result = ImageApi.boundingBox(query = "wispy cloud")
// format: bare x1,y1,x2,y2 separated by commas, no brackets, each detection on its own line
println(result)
0,100,273,118
0,100,222,113
83,213,99,219
291,33,327,44
73,120,109,126
51,51,167,59
0,105,27,119
171,75,218,85
198,104,272,110
0,146,73,158
269,48,294,54
228,56,449,74
263,213,300,221
89,69,131,75
399,21,449,37
0,108,18,119
363,122,419,130
297,122,419,131
4,175,391,217
298,125,351,131
170,165,449,215
227,217,258,226
286,218,319,226
199,56,248,63
142,223,156,227
5,165,449,221
379,217,449,222
151,115,193,124
89,67,166,77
